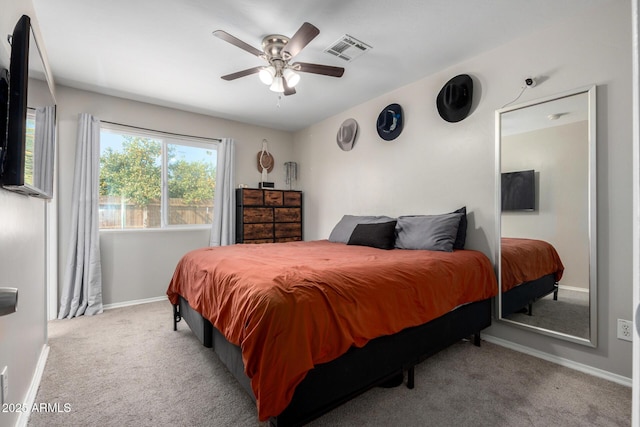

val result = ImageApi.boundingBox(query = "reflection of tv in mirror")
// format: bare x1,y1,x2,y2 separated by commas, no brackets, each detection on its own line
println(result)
0,15,56,199
501,169,535,211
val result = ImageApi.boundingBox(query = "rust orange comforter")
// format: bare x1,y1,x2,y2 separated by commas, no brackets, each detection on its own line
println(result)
501,237,564,292
166,240,497,421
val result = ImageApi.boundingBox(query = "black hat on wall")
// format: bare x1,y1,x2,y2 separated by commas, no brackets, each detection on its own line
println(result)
436,74,473,123
376,103,404,141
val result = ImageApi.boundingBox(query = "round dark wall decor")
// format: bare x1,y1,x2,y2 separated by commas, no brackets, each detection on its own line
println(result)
376,103,404,141
436,74,473,123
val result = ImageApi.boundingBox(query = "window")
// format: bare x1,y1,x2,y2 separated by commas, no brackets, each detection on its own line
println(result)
99,125,218,230
24,110,36,186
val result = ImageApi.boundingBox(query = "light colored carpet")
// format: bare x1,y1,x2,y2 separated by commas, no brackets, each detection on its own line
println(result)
505,288,589,338
28,300,630,427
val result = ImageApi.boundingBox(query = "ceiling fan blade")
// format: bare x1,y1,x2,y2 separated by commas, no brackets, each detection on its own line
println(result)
213,30,263,57
221,66,262,81
294,62,345,78
283,22,320,59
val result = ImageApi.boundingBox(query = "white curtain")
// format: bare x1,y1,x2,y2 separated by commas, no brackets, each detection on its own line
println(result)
210,138,236,246
58,113,103,318
33,106,56,196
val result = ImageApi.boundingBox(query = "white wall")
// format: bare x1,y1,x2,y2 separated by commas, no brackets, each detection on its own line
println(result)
55,86,295,305
0,191,47,427
0,2,49,426
293,2,632,378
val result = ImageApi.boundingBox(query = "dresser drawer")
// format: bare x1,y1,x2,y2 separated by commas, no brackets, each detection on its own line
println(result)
244,208,274,223
264,190,284,206
241,189,264,205
242,239,274,244
275,236,302,243
275,222,301,238
283,191,301,206
274,207,301,222
243,223,273,240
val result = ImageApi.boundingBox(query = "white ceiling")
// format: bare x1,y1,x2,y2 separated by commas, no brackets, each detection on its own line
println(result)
501,89,590,137
31,0,612,132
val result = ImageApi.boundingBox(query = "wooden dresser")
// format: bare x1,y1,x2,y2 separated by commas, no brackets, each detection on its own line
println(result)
236,188,303,243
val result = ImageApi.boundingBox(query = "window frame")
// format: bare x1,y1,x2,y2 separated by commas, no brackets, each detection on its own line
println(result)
99,123,219,231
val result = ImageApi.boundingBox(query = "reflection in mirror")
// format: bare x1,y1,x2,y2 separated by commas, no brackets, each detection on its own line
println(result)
496,86,597,347
27,24,56,198
30,105,55,195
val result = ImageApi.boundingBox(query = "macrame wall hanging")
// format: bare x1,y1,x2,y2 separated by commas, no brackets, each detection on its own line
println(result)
257,139,275,188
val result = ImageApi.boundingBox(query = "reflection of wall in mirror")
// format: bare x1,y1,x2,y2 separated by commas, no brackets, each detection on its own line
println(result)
502,120,589,290
27,77,56,197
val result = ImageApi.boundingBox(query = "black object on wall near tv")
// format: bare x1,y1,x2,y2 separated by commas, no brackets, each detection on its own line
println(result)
0,69,7,166
2,15,29,193
1,14,56,198
501,169,535,211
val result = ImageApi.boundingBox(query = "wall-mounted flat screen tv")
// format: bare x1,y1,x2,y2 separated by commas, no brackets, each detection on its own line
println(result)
0,70,7,156
0,15,56,198
501,169,535,211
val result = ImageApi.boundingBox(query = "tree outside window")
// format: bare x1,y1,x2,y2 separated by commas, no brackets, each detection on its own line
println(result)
99,128,217,229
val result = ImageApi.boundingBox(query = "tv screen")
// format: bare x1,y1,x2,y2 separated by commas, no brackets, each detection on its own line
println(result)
2,15,29,193
1,15,56,198
0,69,7,163
501,169,535,211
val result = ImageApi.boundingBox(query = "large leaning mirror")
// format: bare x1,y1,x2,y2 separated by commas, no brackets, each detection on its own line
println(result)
495,85,597,347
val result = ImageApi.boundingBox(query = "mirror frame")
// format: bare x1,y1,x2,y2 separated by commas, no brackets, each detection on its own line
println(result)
495,85,597,347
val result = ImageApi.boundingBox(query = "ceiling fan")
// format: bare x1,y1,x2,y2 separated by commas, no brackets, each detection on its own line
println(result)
213,22,345,96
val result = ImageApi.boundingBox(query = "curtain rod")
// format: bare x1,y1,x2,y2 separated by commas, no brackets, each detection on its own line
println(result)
100,120,222,142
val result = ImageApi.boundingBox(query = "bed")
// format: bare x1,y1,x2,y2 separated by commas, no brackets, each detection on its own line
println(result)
167,211,498,424
500,237,565,317
167,232,497,426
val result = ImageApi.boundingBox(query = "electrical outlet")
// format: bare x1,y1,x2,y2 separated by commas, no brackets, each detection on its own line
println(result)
0,366,7,404
617,319,633,341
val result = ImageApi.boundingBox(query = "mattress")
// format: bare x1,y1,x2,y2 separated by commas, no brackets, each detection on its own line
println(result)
167,240,497,420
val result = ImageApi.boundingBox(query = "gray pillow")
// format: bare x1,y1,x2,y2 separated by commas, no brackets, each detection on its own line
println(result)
395,213,463,252
328,215,395,243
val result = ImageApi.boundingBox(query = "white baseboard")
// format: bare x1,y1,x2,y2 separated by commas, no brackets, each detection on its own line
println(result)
483,335,632,387
103,295,167,311
557,284,589,293
16,344,50,427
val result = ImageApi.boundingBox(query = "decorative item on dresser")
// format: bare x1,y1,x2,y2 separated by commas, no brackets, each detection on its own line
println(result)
236,188,303,243
284,161,298,190
257,139,275,189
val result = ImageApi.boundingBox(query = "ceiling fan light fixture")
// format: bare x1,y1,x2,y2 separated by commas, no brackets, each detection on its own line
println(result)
270,76,285,93
259,66,276,85
283,68,300,88
215,22,344,96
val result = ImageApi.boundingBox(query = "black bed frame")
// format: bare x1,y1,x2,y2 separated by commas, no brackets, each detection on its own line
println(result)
173,295,492,426
500,273,558,318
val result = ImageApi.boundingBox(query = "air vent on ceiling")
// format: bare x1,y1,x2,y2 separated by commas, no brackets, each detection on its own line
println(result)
324,34,372,62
